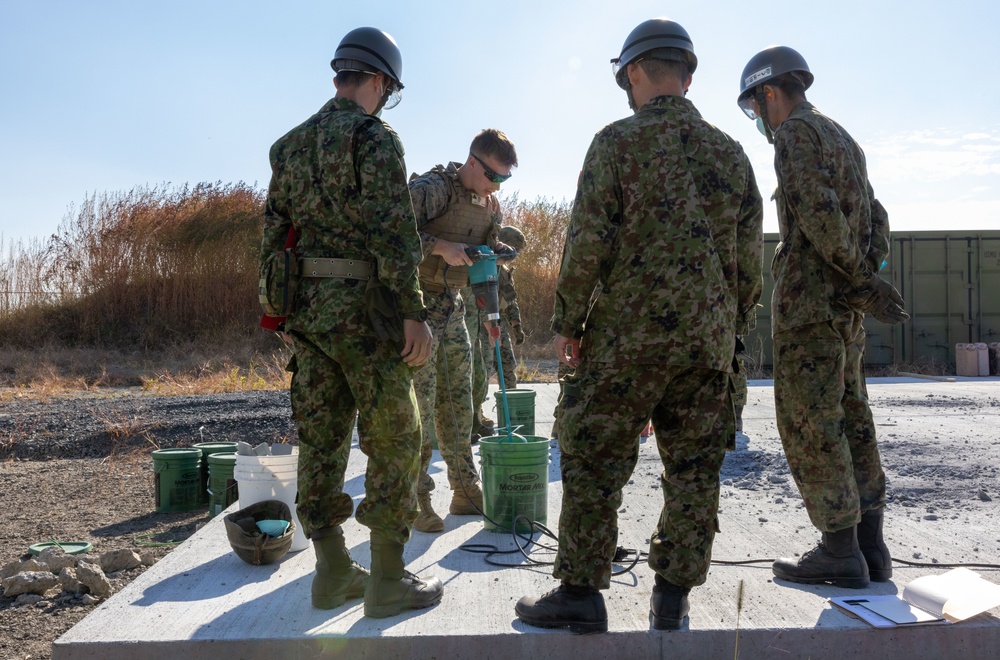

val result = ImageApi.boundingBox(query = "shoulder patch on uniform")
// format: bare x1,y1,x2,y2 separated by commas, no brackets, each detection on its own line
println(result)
382,124,405,158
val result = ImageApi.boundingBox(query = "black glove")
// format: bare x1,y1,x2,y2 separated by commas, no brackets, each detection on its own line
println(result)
512,323,525,345
364,280,404,349
492,241,518,261
845,276,909,324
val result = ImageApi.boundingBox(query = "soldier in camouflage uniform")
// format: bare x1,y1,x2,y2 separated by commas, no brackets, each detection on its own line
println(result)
493,226,526,393
516,19,763,634
408,129,519,533
737,46,908,589
463,285,494,437
259,27,442,618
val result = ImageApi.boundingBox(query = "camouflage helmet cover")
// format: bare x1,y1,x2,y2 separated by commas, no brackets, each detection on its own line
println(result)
498,226,525,251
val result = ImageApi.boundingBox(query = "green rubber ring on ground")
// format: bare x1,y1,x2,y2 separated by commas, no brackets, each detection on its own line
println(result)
28,541,93,556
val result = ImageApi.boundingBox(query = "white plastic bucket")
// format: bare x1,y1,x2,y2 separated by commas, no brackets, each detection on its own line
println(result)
235,452,308,552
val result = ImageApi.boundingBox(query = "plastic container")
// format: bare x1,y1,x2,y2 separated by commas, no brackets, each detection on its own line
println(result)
235,451,308,551
207,452,239,518
479,434,550,533
152,448,203,513
493,388,537,436
193,442,238,505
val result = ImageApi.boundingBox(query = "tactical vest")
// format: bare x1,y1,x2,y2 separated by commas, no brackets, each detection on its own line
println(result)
418,175,495,292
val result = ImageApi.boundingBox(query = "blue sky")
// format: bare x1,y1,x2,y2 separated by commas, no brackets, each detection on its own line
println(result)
2,0,998,246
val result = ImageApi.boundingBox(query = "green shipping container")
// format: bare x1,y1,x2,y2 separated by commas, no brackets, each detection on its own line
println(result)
744,231,1000,371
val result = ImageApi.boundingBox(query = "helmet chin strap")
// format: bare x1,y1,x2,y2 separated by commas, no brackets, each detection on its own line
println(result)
626,86,639,112
754,87,775,144
371,78,390,116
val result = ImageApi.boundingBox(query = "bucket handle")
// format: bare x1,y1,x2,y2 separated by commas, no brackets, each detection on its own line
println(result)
206,482,239,497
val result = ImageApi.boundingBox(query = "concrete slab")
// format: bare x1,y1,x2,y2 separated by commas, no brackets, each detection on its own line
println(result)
54,380,1000,659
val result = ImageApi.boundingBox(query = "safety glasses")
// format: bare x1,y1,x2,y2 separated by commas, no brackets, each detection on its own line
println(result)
737,93,758,120
470,153,512,183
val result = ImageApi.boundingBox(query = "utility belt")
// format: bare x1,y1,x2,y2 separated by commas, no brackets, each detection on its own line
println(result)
419,279,450,294
300,258,373,280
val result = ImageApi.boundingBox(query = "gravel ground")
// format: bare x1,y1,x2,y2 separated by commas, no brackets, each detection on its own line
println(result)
2,373,998,659
0,389,297,660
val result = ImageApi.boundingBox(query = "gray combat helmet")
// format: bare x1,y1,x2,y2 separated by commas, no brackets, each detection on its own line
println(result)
737,46,813,118
498,226,525,252
331,26,404,90
611,18,697,90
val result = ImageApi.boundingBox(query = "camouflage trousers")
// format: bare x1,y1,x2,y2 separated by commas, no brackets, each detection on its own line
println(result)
773,311,886,532
554,361,732,590
414,290,478,494
462,287,490,419
288,331,421,546
731,354,748,408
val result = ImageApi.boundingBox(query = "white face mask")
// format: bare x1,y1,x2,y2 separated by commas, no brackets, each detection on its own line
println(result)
756,117,768,137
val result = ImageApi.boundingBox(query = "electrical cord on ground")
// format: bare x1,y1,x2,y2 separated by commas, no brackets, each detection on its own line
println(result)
437,271,650,576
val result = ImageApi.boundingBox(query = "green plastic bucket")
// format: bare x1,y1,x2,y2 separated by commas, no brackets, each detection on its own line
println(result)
193,442,238,505
152,448,203,513
493,388,536,436
206,452,239,518
479,435,549,533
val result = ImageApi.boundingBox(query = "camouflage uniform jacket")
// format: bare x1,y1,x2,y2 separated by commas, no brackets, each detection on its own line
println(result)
498,264,521,327
552,95,764,370
260,97,425,334
409,162,502,256
771,101,890,333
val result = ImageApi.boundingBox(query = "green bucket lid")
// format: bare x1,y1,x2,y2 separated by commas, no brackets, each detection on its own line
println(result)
208,452,238,465
29,541,93,556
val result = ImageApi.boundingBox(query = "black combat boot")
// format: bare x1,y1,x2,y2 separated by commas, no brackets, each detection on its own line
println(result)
364,533,444,618
857,508,892,581
311,526,369,609
772,526,869,589
650,574,691,630
515,583,608,634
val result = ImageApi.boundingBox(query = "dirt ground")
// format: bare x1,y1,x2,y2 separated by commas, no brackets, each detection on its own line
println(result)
3,369,998,659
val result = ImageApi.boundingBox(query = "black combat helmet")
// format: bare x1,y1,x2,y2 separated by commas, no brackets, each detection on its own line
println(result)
332,27,404,110
611,18,697,90
737,46,813,119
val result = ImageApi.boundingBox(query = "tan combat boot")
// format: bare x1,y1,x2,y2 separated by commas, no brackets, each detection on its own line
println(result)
413,492,444,533
449,482,484,515
311,525,369,609
365,533,444,618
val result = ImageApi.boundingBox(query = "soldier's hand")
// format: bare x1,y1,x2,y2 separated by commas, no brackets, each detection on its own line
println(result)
433,240,474,267
845,277,909,325
554,334,580,368
512,323,525,345
401,319,433,367
493,241,518,261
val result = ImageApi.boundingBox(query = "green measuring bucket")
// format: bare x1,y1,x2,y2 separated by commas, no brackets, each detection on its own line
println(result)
152,448,203,513
493,388,536,436
193,442,238,505
479,435,549,533
206,452,239,518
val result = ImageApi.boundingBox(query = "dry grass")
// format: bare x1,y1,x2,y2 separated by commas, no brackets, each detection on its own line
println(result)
0,339,292,399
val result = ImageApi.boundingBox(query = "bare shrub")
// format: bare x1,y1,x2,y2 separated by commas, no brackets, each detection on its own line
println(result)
500,195,572,348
